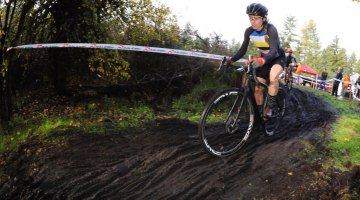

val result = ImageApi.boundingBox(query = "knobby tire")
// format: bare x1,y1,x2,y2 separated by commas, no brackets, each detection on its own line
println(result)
198,88,254,157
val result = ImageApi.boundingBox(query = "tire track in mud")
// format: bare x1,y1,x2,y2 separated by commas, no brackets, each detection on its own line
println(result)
0,88,337,199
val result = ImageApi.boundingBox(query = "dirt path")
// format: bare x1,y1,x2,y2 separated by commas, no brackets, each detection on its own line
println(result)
0,88,355,199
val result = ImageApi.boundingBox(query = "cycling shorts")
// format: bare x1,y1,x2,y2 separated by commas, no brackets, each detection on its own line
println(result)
256,56,285,80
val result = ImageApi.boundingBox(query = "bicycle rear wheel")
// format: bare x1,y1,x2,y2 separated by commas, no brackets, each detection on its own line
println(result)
198,88,254,157
284,67,293,89
264,86,287,135
277,86,287,116
288,68,293,89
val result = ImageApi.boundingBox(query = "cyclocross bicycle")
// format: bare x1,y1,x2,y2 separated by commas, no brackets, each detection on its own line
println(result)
198,57,287,157
284,63,295,89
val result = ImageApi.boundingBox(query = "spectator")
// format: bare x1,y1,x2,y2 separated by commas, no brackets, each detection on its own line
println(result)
341,73,351,97
355,75,360,98
332,67,343,97
319,68,328,90
295,63,302,85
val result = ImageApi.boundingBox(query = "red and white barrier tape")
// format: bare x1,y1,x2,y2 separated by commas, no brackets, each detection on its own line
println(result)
8,43,247,63
9,43,359,101
298,75,354,86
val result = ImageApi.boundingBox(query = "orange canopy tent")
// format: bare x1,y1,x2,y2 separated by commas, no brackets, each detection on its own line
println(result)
301,65,318,75
295,64,318,75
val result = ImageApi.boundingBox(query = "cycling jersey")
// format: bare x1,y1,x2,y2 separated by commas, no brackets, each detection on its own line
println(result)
285,53,297,67
231,23,285,64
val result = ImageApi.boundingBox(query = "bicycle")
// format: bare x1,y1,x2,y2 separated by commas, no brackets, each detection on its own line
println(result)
198,57,287,157
284,63,295,89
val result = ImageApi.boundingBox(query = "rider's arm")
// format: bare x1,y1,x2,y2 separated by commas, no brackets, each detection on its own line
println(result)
230,27,252,62
262,24,281,64
292,54,298,64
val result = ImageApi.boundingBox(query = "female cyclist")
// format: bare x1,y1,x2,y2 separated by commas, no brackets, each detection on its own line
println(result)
226,3,285,136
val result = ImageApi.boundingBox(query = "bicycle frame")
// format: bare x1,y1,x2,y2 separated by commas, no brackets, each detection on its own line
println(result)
283,63,295,88
198,58,287,156
220,57,269,128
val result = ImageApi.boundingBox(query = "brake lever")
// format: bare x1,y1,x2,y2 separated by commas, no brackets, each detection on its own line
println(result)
217,57,228,71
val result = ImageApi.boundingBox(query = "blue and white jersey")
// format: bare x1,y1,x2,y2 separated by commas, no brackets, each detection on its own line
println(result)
231,23,284,64
249,30,270,56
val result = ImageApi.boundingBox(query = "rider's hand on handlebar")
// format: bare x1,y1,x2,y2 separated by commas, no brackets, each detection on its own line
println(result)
248,57,265,68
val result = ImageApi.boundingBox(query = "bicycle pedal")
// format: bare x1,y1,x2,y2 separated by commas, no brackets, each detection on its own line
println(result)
264,118,281,136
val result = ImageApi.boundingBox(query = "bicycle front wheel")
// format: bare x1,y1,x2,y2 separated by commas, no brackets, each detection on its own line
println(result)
198,88,254,157
284,67,293,89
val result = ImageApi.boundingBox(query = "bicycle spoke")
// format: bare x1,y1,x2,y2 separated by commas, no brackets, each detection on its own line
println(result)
199,89,254,157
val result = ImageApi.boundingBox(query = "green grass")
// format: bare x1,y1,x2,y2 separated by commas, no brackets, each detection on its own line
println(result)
301,86,360,168
1,83,359,171
329,114,360,166
172,94,204,122
172,77,228,122
35,118,74,136
0,97,156,154
0,73,229,154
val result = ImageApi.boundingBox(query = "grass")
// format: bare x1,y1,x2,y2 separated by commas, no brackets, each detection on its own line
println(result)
172,77,228,122
329,114,360,167
1,82,359,170
301,86,360,168
0,96,156,154
172,94,204,122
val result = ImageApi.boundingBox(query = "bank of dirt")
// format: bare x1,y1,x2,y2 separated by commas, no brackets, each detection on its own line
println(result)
0,88,359,199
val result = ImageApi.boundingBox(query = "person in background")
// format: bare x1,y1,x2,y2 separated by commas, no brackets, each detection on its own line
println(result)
355,75,360,98
332,67,343,97
285,48,298,67
284,48,298,86
341,73,351,97
319,68,328,90
226,3,285,136
295,63,302,85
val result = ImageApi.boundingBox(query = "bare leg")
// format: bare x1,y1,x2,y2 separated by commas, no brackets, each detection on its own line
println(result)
268,64,283,96
254,77,267,106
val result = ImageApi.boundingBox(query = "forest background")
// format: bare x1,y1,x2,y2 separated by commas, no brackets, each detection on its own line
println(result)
0,0,360,128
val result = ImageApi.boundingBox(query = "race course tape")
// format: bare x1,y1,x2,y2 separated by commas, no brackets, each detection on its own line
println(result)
9,43,247,63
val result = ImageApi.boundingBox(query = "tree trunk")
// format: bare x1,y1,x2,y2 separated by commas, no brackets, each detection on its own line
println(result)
0,51,12,129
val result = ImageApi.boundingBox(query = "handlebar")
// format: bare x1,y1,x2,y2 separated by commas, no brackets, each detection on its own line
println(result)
218,56,268,88
218,57,247,72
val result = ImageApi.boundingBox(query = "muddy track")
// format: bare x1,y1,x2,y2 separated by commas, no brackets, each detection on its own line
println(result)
0,88,338,199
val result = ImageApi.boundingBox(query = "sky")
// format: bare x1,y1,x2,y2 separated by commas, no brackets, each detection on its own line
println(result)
156,0,360,57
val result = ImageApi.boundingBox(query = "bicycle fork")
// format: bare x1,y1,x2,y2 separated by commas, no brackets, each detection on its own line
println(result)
224,92,244,134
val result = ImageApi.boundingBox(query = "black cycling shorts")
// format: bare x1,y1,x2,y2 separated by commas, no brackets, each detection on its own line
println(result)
256,56,285,80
